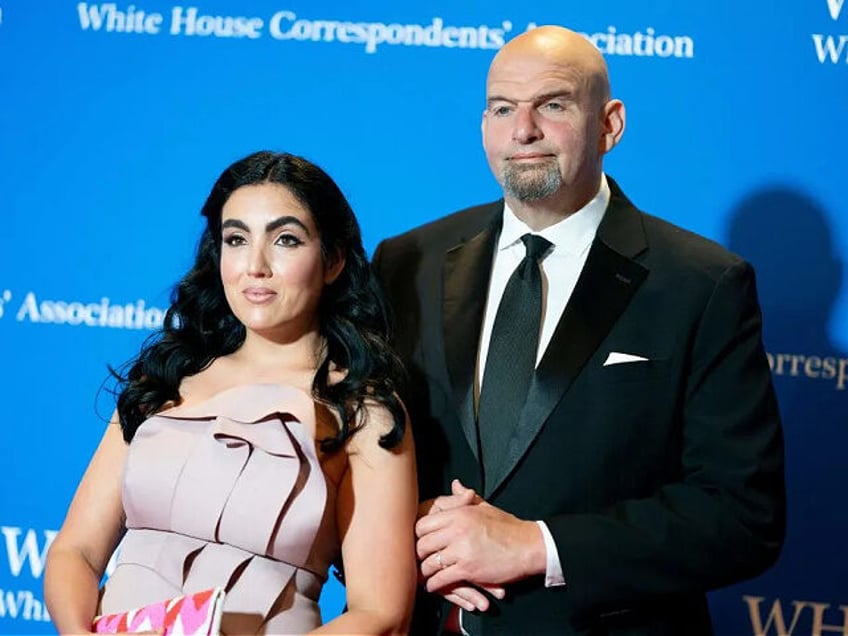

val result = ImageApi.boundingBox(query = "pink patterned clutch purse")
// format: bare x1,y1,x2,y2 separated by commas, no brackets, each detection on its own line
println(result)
92,587,225,635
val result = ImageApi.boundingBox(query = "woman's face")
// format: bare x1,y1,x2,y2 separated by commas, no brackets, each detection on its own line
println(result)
219,182,342,342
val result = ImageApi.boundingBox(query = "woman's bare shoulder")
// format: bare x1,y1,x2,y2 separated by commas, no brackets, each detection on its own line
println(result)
345,396,408,455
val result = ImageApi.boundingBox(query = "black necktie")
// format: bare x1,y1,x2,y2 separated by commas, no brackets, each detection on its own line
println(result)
477,233,552,480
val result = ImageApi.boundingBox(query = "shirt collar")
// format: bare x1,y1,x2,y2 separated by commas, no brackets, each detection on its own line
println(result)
499,173,610,256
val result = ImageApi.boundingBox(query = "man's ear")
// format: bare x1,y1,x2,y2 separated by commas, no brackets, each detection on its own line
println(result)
600,99,626,154
324,248,346,284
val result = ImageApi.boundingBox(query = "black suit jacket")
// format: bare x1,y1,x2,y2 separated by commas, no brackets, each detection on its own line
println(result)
372,179,785,635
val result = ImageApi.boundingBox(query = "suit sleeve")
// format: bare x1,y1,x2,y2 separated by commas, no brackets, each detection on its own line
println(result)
545,260,786,615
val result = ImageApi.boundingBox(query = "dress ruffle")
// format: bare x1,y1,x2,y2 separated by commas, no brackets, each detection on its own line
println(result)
102,384,338,635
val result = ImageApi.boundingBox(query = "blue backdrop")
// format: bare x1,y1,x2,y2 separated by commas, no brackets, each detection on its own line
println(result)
2,2,846,634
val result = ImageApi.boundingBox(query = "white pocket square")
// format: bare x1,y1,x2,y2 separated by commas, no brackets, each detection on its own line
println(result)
603,352,650,366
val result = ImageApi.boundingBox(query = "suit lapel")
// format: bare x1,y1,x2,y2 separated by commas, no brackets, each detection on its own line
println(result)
484,183,650,497
442,206,502,462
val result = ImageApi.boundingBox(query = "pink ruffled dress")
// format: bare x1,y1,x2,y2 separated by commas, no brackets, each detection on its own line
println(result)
99,384,340,635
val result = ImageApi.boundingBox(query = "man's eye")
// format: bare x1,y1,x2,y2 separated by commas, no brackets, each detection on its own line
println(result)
490,105,513,116
542,101,565,111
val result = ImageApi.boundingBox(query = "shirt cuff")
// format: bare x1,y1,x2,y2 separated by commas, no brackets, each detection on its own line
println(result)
536,520,566,587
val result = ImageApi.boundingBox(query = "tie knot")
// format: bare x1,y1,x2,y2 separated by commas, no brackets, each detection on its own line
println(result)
521,233,552,261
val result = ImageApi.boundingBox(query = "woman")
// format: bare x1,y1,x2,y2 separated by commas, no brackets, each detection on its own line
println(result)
44,151,418,635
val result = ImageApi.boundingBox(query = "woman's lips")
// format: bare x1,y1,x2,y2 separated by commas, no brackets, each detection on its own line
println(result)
243,288,277,303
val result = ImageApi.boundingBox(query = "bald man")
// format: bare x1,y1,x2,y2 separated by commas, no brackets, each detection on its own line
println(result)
372,26,785,635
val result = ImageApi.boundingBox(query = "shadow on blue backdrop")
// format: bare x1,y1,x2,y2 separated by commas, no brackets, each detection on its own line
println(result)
709,187,847,633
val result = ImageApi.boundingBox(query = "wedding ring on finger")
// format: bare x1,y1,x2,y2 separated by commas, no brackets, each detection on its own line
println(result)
435,551,444,569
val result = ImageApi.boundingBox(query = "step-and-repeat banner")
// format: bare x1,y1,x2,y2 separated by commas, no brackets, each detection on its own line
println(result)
1,2,846,634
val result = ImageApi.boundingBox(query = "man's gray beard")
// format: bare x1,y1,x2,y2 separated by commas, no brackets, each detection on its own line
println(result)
501,161,562,201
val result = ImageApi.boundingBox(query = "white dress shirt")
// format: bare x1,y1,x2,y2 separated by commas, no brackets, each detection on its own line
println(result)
475,174,610,588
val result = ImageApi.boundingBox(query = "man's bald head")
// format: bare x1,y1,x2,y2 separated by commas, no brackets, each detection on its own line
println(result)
489,26,611,105
481,25,625,223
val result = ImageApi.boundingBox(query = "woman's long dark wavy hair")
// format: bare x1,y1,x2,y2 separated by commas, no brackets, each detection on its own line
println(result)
114,151,406,452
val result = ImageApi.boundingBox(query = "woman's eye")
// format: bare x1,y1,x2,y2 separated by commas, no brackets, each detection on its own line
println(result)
223,234,246,247
276,233,303,247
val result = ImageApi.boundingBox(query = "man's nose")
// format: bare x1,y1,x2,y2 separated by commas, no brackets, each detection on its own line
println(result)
512,105,543,144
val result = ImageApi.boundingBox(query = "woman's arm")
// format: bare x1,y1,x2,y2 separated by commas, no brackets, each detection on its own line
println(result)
44,415,128,635
310,402,418,635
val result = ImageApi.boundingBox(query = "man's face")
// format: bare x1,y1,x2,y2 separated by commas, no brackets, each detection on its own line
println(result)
482,48,605,208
